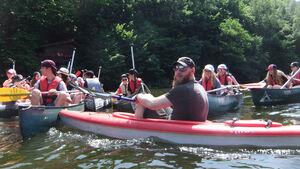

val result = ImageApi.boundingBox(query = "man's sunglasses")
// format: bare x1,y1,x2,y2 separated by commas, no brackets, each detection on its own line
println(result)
173,65,186,72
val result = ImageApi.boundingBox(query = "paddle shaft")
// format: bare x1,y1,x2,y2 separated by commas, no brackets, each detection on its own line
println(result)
207,85,240,93
281,68,300,89
130,43,135,69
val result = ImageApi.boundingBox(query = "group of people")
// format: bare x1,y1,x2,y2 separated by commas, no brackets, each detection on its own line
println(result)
3,57,300,123
114,68,143,97
263,62,300,89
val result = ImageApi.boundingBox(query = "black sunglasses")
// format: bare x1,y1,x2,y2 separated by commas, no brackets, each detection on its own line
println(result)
173,65,186,72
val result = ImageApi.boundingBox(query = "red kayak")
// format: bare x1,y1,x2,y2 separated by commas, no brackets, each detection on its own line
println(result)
59,110,300,147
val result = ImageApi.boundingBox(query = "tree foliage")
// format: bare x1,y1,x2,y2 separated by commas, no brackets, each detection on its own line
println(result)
1,0,299,89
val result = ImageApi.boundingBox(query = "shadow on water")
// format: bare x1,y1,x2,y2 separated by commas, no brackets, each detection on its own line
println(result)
2,91,300,168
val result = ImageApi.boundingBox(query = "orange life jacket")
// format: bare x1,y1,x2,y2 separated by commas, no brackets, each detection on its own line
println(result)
217,73,232,85
40,76,61,104
201,78,212,91
291,71,300,86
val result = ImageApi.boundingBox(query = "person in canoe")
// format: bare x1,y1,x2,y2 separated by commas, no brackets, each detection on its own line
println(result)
134,57,209,122
84,70,104,92
30,71,41,88
128,68,143,94
216,64,239,94
199,64,221,95
288,61,300,88
31,59,72,106
6,74,30,90
264,64,289,89
57,67,73,90
3,69,17,87
115,73,131,96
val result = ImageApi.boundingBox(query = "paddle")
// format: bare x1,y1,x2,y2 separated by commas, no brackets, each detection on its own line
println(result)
239,82,266,88
68,81,136,102
281,68,300,89
207,85,240,93
0,88,80,102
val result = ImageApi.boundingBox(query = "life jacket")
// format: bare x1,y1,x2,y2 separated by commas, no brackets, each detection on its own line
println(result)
217,73,231,85
201,78,213,91
116,83,129,96
268,75,280,86
40,76,61,104
85,78,103,92
129,78,142,93
291,71,300,86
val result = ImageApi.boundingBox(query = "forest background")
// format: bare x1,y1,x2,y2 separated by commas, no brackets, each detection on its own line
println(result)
1,0,300,90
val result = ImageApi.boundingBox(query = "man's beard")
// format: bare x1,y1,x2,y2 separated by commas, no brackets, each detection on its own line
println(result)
172,72,192,88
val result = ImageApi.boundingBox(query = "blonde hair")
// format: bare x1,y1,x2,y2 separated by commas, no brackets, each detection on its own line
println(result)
202,69,218,88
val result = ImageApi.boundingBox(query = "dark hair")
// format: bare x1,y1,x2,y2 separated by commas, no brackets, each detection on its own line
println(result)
41,59,57,75
30,71,40,87
11,74,23,83
128,69,138,75
85,70,94,78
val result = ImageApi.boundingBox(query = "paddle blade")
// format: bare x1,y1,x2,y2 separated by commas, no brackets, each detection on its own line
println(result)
0,88,30,102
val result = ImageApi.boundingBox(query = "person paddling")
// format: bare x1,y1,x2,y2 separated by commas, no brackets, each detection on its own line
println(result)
134,57,208,122
115,73,131,96
217,64,239,85
3,69,17,87
264,64,288,89
288,62,300,88
31,60,72,106
199,64,221,95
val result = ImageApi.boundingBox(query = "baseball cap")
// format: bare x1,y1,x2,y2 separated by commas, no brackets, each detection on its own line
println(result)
290,62,299,67
204,64,215,72
128,69,138,75
7,69,16,75
267,64,277,70
41,59,57,74
173,57,195,68
217,64,227,70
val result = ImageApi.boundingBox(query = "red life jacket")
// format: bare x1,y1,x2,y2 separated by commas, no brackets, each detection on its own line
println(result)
217,73,232,85
268,75,279,86
291,71,300,86
129,78,142,93
40,76,62,104
201,78,212,91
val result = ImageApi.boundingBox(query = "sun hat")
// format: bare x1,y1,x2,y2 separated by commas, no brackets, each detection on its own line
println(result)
57,67,69,76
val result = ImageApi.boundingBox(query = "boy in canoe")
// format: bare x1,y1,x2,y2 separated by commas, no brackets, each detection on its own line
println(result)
3,69,17,87
31,59,72,106
288,61,300,88
134,57,209,122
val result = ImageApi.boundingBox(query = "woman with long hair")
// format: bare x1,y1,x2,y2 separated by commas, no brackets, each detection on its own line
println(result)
199,64,221,95
265,64,288,89
30,71,41,88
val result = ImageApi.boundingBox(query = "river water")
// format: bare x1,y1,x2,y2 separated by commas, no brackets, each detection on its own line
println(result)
1,92,300,169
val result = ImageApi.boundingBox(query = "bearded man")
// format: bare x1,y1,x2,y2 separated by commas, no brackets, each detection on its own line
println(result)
134,57,208,122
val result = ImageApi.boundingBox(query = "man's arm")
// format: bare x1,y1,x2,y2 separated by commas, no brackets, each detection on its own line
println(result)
136,93,172,110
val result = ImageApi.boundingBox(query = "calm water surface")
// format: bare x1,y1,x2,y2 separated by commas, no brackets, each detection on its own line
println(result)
1,92,300,169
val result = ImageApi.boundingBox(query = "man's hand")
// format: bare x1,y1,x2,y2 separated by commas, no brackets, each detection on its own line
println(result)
48,89,57,96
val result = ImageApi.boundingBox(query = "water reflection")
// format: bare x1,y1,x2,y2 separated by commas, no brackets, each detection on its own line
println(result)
2,93,300,168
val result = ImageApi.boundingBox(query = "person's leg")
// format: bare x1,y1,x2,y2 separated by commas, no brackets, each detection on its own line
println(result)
72,93,83,104
55,92,72,106
134,104,145,119
31,89,42,105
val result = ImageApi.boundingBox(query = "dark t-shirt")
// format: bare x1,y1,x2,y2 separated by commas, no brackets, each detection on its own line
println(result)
165,80,209,122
